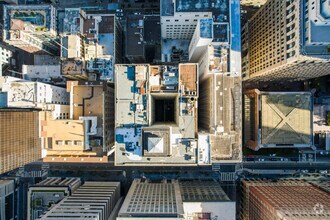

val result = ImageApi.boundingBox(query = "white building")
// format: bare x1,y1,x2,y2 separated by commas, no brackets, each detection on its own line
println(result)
0,44,15,75
22,64,64,85
0,76,69,109
39,182,121,220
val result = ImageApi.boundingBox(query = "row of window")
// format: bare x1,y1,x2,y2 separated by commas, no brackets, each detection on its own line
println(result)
55,140,83,145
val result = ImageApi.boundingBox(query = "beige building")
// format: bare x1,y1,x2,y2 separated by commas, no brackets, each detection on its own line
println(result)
242,0,330,81
0,109,41,174
243,89,314,151
41,81,114,163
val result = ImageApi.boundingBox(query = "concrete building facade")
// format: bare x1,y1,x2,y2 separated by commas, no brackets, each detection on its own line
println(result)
242,0,330,81
38,181,121,220
0,109,41,174
0,179,15,220
0,43,14,75
28,177,81,220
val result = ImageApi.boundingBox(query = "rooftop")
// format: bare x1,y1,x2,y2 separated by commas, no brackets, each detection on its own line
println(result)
175,0,229,22
63,8,82,34
119,179,184,217
115,64,199,165
4,5,55,34
260,92,312,145
179,180,230,202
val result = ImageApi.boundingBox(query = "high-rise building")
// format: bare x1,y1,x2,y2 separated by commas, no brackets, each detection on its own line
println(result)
118,179,235,220
41,81,114,163
115,64,201,165
28,177,81,220
0,179,16,220
60,8,123,81
0,108,41,174
179,180,236,220
0,76,70,109
243,89,314,151
3,5,59,55
0,43,15,75
241,179,330,220
161,0,232,40
22,64,65,86
38,181,121,220
118,179,185,219
125,14,161,63
242,0,330,81
185,5,242,163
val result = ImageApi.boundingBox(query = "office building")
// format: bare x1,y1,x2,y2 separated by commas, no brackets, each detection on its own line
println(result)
38,181,121,220
242,0,330,81
0,43,15,75
180,180,236,220
115,64,200,165
241,179,330,220
0,179,16,220
0,76,69,109
125,14,161,63
0,108,41,174
188,18,241,163
160,0,241,66
118,179,235,220
62,8,86,35
22,64,65,86
3,5,59,55
163,0,243,163
28,177,81,220
60,34,85,59
60,9,122,81
41,81,114,163
118,179,184,219
198,67,242,163
243,89,313,151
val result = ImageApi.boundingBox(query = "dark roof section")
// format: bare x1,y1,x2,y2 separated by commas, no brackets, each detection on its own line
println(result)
99,15,114,34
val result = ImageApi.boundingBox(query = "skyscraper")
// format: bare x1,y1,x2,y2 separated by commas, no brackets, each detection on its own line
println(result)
38,182,121,220
241,179,330,220
242,0,330,81
3,5,59,55
0,109,41,174
0,180,16,220
243,89,314,151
